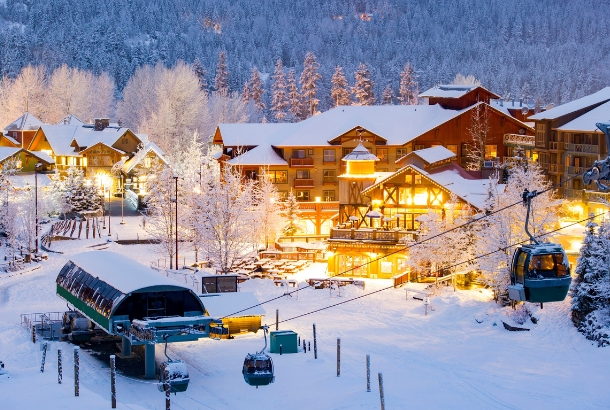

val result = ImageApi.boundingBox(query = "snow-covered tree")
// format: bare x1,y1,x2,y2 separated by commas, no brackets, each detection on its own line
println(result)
465,102,490,171
330,65,351,107
0,65,46,124
214,50,229,95
398,63,419,105
299,51,321,118
353,63,375,106
194,165,258,273
271,59,288,122
248,67,266,113
54,167,103,218
192,58,208,92
286,69,302,122
282,190,301,236
572,219,610,346
45,65,92,123
475,160,561,300
254,170,287,249
452,73,481,86
381,85,394,105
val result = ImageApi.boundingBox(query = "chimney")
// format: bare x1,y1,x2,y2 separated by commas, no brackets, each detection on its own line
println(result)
519,98,523,107
94,118,110,131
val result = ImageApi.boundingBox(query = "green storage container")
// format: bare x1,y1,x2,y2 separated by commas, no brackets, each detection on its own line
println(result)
269,330,298,354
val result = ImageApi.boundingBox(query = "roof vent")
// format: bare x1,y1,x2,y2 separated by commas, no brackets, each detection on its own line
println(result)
94,118,110,131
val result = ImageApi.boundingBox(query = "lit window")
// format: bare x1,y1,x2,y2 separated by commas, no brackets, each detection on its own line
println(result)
323,149,336,162
396,148,408,160
413,188,427,205
446,145,457,155
377,148,388,162
323,190,335,201
323,169,336,183
415,175,422,184
266,170,288,184
398,187,412,205
296,190,310,201
485,145,498,160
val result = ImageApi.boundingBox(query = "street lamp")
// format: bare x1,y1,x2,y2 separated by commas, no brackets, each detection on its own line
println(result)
108,182,112,236
173,174,179,270
34,162,42,253
120,174,126,225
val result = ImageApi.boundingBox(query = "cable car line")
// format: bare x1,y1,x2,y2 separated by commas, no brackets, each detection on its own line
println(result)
264,211,605,328
222,170,586,319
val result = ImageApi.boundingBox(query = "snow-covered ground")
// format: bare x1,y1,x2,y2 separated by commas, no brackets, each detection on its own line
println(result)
1,217,610,409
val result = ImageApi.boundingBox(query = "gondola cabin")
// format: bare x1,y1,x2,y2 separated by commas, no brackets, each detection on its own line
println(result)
509,243,572,303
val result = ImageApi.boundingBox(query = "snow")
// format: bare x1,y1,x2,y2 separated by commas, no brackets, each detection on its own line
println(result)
55,114,84,126
529,87,610,121
122,141,166,174
28,150,55,165
556,100,610,132
38,125,141,157
8,172,54,188
1,220,610,409
341,142,378,161
68,251,191,295
0,146,22,162
418,84,500,99
226,144,288,166
200,292,266,317
401,145,456,164
3,112,44,133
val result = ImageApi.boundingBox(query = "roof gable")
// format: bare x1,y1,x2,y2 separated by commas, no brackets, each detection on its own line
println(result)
419,85,500,100
529,87,610,121
3,112,44,133
398,146,456,166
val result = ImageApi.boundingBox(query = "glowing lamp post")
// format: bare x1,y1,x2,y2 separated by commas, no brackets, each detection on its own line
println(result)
35,162,42,253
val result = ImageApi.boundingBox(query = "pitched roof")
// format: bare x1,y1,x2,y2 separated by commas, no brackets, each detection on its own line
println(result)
399,146,456,164
226,144,287,166
27,150,55,165
55,114,85,126
215,123,289,146
529,87,610,121
3,112,44,132
0,147,22,162
556,100,610,132
34,124,133,156
419,84,500,99
342,142,379,161
122,141,167,174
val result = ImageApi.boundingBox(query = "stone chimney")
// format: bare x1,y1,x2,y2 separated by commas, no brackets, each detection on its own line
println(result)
94,118,110,131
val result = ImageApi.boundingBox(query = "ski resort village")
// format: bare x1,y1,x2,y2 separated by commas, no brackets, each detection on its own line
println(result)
1,2,610,409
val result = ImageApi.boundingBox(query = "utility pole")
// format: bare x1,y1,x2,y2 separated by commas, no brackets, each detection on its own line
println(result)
34,162,41,253
174,175,179,270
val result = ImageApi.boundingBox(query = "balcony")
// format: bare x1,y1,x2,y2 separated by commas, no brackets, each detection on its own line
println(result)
294,178,314,188
548,164,564,173
549,141,565,151
290,157,314,167
566,166,588,175
565,143,598,155
504,134,535,147
329,228,417,244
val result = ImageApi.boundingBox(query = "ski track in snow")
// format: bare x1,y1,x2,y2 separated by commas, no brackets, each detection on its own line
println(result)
1,228,609,409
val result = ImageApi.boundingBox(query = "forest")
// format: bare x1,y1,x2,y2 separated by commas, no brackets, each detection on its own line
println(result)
0,0,608,112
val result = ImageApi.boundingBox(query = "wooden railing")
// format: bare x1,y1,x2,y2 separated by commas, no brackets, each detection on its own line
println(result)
290,157,314,167
504,134,535,147
549,141,565,150
549,164,564,173
329,228,417,243
566,166,588,175
565,143,598,154
294,178,315,188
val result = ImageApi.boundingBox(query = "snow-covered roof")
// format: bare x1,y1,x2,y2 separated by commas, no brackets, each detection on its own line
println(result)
69,251,190,295
1,134,20,146
529,87,610,121
199,292,266,317
226,144,287,166
28,150,55,164
0,147,22,162
419,84,500,99
362,163,502,211
556,100,610,132
400,146,456,165
35,125,132,156
342,142,379,161
216,123,289,147
3,112,43,132
122,141,166,174
56,114,84,126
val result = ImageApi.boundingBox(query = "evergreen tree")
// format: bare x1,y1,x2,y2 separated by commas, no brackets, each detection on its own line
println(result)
282,190,301,236
572,219,610,346
330,65,351,107
399,62,419,105
299,51,321,118
248,67,265,113
192,58,208,93
271,58,288,122
57,167,103,217
381,85,394,105
215,50,229,95
353,62,375,106
287,69,302,122
241,81,251,104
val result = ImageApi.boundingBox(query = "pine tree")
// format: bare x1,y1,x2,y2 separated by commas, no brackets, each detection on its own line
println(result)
283,190,301,236
299,51,321,118
381,85,394,105
330,65,351,107
398,62,419,105
215,50,229,95
248,67,265,113
286,69,302,122
241,81,250,104
271,59,288,122
465,102,490,171
353,62,375,106
192,58,208,93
